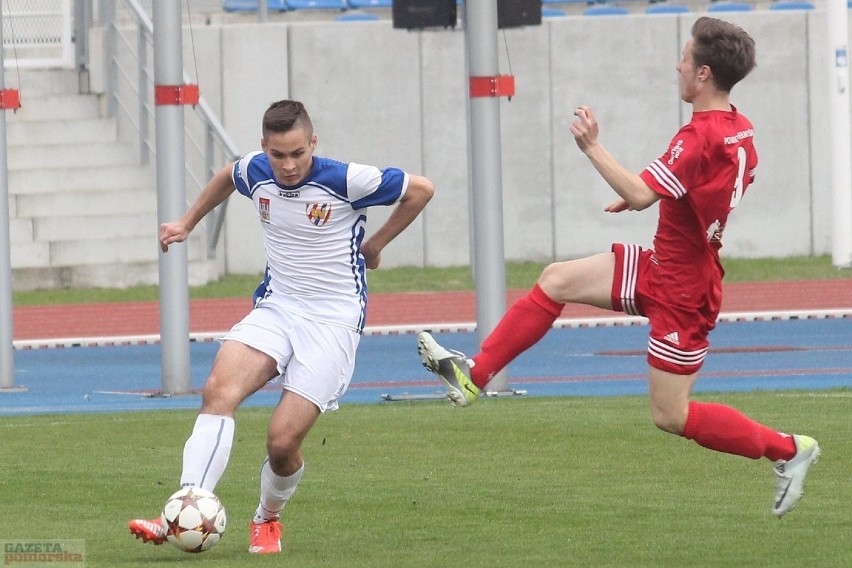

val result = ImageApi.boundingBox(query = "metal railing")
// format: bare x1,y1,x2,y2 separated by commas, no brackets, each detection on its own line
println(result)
100,0,241,258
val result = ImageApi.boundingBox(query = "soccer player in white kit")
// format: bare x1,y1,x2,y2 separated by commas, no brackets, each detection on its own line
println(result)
129,100,434,553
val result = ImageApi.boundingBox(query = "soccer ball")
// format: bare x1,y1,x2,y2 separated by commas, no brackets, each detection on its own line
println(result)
161,487,227,553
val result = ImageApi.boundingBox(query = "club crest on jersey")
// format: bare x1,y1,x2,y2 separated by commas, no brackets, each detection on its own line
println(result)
306,203,332,226
259,197,271,223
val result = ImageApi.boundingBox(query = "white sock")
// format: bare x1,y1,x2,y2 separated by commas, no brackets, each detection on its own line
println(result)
253,458,305,523
179,414,235,492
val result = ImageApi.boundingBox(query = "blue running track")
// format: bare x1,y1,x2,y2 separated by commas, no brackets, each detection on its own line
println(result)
2,317,851,416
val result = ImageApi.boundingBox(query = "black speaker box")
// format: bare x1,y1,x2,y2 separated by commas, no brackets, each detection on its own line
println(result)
498,0,542,28
392,0,457,30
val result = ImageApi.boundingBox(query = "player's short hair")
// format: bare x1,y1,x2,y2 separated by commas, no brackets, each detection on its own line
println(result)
262,100,314,139
691,17,756,93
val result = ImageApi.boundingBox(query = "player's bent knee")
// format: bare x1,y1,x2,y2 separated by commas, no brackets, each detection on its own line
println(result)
537,262,575,301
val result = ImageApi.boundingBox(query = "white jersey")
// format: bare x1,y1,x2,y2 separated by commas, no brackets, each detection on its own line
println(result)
232,152,408,333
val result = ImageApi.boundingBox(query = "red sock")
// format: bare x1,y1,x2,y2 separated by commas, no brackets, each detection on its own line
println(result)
682,401,796,461
470,284,564,388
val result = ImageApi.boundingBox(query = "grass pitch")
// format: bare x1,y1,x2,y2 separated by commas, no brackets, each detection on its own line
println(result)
12,254,851,305
0,392,848,567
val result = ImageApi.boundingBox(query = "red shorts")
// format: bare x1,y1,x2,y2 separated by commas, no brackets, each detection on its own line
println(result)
610,243,719,375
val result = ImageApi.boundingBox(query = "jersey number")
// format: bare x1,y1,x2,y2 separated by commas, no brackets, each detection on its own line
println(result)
729,146,746,209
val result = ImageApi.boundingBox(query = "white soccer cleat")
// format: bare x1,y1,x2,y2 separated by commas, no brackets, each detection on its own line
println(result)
417,331,481,407
771,434,820,518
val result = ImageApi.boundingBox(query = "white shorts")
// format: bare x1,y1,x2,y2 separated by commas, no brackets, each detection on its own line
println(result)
223,299,360,413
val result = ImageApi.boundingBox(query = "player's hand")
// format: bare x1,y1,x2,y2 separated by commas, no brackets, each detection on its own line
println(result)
570,105,600,152
362,244,381,270
604,199,630,213
159,221,189,252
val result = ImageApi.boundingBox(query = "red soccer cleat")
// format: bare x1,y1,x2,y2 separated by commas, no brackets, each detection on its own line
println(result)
248,518,283,554
128,517,167,545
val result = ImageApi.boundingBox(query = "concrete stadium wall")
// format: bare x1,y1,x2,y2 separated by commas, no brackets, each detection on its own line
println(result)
181,10,844,273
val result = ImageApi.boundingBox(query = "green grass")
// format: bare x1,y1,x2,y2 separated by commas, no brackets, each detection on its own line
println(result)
0,392,847,567
11,255,852,306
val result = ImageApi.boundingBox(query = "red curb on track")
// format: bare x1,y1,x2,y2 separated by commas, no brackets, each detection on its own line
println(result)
12,279,852,341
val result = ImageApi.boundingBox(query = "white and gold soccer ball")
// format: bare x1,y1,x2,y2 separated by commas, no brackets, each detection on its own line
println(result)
161,487,227,553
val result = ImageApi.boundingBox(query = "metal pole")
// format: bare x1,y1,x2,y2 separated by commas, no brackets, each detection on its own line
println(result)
465,0,509,392
828,0,852,268
73,0,91,72
154,0,191,394
259,0,268,23
0,1,22,392
138,24,149,164
101,0,116,118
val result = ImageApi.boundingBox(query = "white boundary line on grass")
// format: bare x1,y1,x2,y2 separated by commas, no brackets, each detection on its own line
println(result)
11,308,852,350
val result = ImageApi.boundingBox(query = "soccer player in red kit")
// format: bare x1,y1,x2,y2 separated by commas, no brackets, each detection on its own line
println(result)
418,16,819,518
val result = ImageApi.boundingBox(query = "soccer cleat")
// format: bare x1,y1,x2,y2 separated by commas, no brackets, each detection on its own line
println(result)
248,518,283,554
128,517,167,545
772,434,821,518
417,331,481,407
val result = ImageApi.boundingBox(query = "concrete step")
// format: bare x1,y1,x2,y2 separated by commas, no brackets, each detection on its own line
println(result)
9,218,34,244
4,68,224,291
10,165,153,194
32,212,157,242
50,235,206,267
12,257,218,291
3,69,80,97
7,118,117,146
11,241,49,269
10,141,138,170
7,94,101,122
16,188,156,218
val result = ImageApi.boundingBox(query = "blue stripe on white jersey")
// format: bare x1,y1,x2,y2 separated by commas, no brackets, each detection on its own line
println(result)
230,153,407,333
350,215,368,331
233,151,264,198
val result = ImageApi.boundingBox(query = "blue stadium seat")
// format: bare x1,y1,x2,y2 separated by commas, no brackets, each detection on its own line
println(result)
286,0,347,10
707,2,753,11
583,5,629,15
769,1,814,9
223,0,288,11
223,0,255,10
348,0,391,7
645,4,689,14
336,12,380,20
542,8,567,17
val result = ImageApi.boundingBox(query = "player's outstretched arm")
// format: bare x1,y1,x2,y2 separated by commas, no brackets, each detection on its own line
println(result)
160,163,237,252
361,174,434,270
570,106,659,212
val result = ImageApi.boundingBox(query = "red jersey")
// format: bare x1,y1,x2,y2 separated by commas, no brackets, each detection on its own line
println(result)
639,106,758,306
